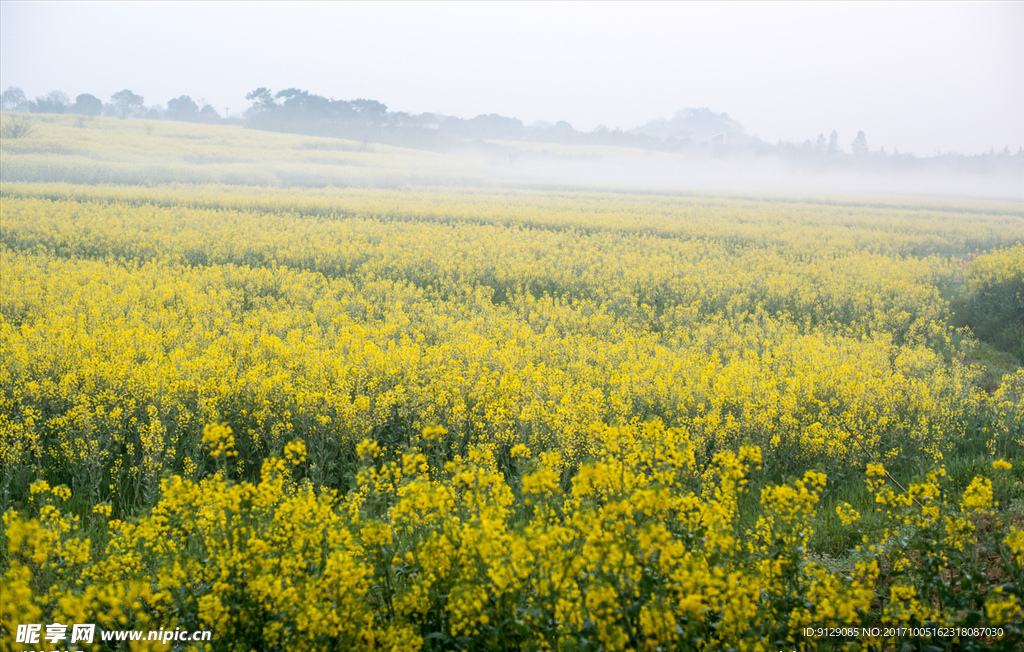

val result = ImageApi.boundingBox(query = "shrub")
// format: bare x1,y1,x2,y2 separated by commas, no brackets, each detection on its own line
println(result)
0,113,34,139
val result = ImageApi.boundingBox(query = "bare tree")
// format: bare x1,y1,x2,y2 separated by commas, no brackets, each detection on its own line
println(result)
1,113,35,139
1,86,27,111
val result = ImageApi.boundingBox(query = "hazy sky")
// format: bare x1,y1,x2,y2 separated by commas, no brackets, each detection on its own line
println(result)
2,1,1021,155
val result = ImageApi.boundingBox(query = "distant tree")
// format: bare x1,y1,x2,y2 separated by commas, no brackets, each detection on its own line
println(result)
275,88,307,103
526,120,576,144
73,93,103,116
166,95,199,121
51,90,69,108
245,87,276,114
33,90,69,114
302,94,331,115
199,104,220,121
851,130,868,156
351,98,388,119
273,88,312,116
827,129,840,155
465,113,524,139
329,98,354,117
110,89,144,118
269,88,348,124
815,133,827,151
1,86,27,110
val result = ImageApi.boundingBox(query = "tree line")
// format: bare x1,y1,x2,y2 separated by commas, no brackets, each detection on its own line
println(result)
3,85,1022,171
1,87,222,122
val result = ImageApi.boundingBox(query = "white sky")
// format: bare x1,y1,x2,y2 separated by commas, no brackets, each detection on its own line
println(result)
1,1,1021,155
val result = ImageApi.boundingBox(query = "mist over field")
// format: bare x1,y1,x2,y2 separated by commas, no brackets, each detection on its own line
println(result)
2,1,1022,200
2,110,1021,202
475,145,1024,201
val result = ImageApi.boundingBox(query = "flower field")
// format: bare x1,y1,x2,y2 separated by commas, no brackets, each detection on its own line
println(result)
1,120,1024,650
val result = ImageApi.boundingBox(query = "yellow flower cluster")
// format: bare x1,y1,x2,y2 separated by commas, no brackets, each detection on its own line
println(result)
2,184,1019,517
202,423,237,459
966,243,1023,294
1007,527,1024,565
0,177,1021,649
862,461,1024,639
835,501,861,526
4,423,1019,651
0,428,853,651
960,475,996,514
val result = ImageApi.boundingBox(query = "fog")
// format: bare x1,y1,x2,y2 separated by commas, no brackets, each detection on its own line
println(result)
1,1,1022,200
474,145,1024,202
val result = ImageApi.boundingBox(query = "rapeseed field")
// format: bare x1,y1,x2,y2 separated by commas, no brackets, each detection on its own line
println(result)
1,115,1022,650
